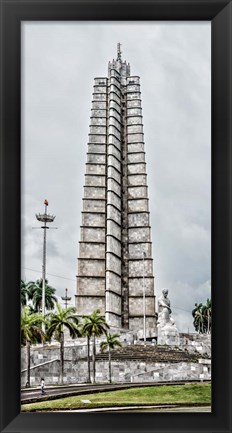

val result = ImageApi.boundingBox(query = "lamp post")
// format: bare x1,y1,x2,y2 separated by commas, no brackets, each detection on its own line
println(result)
36,200,55,330
61,288,72,309
142,250,146,344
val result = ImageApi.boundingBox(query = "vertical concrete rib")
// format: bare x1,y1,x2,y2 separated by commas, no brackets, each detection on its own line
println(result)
126,76,156,338
121,85,129,329
105,67,122,327
76,77,107,316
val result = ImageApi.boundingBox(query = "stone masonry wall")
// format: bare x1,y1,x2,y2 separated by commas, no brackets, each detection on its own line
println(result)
21,345,211,386
21,335,211,386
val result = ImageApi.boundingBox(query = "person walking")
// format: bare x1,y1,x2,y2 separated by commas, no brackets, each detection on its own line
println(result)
41,378,45,395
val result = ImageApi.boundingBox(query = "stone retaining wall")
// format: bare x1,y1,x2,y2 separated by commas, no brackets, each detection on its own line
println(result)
179,333,211,357
21,344,211,387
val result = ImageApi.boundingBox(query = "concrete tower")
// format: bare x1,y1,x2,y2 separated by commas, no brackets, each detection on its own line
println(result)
76,44,156,339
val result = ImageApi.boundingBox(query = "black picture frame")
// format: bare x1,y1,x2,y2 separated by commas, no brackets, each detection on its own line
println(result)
0,0,231,432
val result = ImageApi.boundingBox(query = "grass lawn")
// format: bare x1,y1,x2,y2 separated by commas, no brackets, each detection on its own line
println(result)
21,383,211,411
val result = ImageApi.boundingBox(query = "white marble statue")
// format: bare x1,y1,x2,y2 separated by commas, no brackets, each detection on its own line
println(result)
157,289,179,345
157,289,175,327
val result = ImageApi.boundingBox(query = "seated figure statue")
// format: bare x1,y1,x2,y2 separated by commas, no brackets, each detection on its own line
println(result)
157,288,175,327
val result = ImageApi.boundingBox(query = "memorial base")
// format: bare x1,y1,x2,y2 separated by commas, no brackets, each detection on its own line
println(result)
157,325,180,346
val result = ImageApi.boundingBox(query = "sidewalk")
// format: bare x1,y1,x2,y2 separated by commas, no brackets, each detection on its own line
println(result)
55,405,211,413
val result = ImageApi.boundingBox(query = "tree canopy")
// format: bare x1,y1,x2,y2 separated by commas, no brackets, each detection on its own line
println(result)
23,278,57,312
192,299,211,334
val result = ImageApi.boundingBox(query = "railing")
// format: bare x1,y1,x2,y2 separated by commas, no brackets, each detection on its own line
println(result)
21,358,59,373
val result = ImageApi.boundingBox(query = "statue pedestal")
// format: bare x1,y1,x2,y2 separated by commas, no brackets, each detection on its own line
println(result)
157,324,180,346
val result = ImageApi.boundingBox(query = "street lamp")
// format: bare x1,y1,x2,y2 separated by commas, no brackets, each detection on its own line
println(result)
61,288,72,309
142,249,146,344
36,199,56,329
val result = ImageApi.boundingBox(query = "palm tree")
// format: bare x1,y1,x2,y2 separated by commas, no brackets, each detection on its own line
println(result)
204,298,212,334
46,304,80,384
192,300,212,334
192,303,204,333
81,320,92,383
21,307,45,387
100,333,122,383
201,304,208,333
21,280,29,307
82,309,109,384
27,279,57,312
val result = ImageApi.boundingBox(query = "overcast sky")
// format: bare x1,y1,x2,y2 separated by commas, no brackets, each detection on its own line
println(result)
21,22,211,332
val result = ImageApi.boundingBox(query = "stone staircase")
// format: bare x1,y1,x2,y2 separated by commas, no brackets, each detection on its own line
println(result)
96,344,202,363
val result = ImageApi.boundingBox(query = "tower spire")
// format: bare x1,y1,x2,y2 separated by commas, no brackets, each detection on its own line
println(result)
117,42,122,61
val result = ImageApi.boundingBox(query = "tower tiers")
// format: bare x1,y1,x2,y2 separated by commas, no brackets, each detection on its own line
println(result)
76,46,157,339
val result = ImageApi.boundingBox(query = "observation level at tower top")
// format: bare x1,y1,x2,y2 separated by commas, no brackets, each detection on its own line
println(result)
108,43,131,81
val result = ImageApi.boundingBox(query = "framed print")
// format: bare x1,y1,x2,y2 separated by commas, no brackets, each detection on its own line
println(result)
0,1,232,433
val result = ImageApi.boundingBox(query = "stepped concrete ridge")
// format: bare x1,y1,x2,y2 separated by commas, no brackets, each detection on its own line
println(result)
95,344,202,363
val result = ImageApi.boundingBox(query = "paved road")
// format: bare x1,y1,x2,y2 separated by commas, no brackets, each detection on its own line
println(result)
56,405,211,413
21,380,210,404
